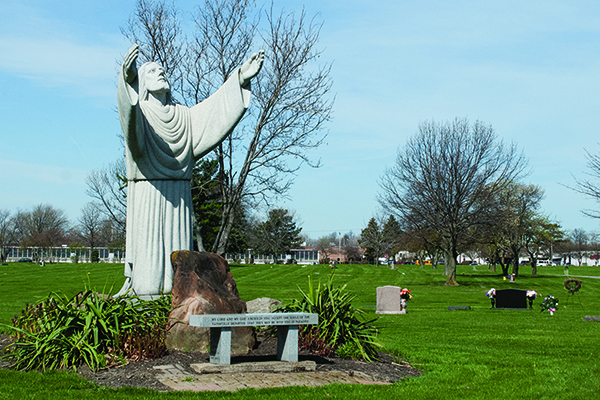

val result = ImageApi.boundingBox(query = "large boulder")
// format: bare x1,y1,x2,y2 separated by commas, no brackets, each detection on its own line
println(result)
165,251,255,353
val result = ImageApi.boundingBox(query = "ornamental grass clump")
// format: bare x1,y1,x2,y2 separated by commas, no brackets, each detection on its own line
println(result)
3,289,171,371
278,274,380,361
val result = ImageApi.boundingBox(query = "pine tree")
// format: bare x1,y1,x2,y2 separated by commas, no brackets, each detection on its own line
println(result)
253,209,302,259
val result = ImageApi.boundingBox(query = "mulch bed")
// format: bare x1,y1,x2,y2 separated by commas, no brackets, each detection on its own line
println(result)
0,333,421,391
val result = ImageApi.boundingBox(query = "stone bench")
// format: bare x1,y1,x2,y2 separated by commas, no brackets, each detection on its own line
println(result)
189,312,318,365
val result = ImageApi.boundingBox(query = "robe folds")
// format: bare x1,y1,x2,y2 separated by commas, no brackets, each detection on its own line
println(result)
116,68,250,296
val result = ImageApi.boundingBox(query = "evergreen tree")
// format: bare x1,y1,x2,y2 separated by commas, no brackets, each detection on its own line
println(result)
382,215,402,257
253,209,302,259
359,218,385,264
191,159,222,252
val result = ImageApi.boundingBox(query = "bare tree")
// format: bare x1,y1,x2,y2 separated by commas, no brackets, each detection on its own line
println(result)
121,0,185,95
400,227,443,269
588,231,600,266
16,204,70,261
379,118,526,285
77,202,106,250
122,0,333,254
0,209,16,263
493,183,544,277
86,159,127,232
570,228,589,266
315,234,335,260
572,146,600,218
524,217,563,275
341,232,361,263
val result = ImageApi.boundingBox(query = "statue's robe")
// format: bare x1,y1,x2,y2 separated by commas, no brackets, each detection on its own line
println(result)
116,68,250,296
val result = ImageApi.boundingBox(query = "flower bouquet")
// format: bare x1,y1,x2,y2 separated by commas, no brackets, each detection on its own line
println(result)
400,288,412,300
486,288,496,308
398,288,411,314
540,294,558,315
526,290,537,309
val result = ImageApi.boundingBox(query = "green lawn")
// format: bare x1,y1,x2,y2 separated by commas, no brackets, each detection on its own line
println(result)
1,261,599,399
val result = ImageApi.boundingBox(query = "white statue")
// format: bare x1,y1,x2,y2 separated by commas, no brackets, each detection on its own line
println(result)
115,44,264,297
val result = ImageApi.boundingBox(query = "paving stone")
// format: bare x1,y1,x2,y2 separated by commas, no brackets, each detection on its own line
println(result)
154,367,391,392
191,360,316,374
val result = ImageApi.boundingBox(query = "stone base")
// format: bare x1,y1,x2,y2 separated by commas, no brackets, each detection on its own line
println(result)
191,360,316,374
137,294,168,302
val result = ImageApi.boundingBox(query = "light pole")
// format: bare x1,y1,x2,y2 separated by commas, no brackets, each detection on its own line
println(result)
338,232,342,263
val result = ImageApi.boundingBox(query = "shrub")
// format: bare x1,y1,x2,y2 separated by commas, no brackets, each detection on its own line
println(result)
3,289,171,371
278,274,380,361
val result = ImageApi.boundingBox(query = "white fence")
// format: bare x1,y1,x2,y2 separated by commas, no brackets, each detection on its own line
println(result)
2,246,125,263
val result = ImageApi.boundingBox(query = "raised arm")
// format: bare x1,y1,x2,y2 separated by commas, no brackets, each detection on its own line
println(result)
118,44,142,159
191,51,265,159
238,50,265,87
120,44,140,98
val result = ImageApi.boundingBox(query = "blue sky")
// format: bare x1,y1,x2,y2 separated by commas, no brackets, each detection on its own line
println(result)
1,0,600,238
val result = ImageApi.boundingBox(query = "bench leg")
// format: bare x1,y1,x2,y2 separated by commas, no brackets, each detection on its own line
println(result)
277,325,298,362
209,327,231,365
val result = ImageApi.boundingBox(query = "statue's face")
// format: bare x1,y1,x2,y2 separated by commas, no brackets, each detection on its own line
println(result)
143,62,170,94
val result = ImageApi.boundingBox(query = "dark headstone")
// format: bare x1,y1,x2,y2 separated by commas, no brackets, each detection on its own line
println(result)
584,316,600,322
495,289,527,309
165,251,255,353
448,306,471,311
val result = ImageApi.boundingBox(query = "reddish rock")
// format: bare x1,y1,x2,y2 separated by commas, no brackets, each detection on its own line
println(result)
165,251,255,353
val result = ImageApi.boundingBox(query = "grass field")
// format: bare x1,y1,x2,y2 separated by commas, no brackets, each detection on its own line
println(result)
1,261,599,399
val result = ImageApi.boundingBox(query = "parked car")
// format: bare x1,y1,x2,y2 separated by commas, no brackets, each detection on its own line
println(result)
17,258,33,263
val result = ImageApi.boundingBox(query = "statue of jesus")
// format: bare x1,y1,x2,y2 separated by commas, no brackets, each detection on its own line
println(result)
115,44,264,297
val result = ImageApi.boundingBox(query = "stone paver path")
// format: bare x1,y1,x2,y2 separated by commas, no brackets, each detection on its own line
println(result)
153,363,391,392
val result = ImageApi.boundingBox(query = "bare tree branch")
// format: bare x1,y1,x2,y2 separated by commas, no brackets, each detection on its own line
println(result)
378,118,526,285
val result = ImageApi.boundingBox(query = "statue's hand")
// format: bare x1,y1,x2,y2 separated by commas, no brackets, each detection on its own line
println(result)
239,50,265,87
123,44,140,83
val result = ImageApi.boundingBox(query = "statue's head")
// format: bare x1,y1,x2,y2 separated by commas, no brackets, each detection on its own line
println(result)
138,61,172,103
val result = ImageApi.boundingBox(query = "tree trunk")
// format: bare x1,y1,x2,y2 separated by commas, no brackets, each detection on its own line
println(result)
193,214,205,252
498,257,509,276
511,246,520,277
417,251,425,269
444,251,458,286
531,261,537,276
212,179,244,255
512,260,519,277
213,203,235,255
